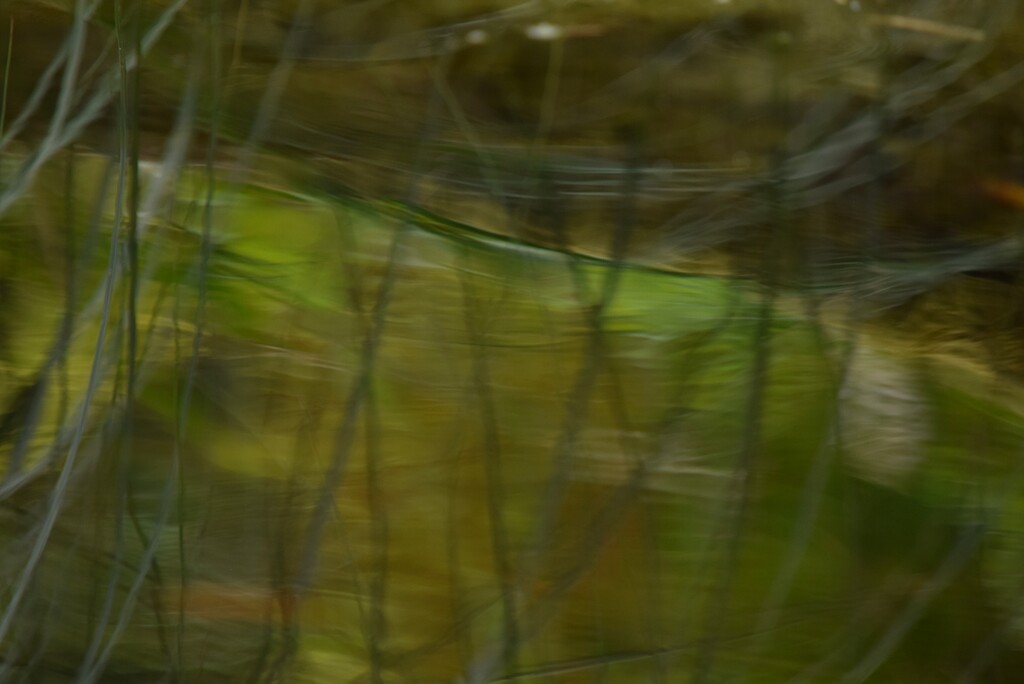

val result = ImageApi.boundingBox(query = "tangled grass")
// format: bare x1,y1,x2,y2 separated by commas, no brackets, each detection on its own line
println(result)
3,1,1024,682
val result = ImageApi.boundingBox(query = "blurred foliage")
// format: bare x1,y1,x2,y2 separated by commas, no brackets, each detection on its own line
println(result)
3,0,1024,683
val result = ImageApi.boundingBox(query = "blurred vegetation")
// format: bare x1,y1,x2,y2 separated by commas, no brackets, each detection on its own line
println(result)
3,0,1024,682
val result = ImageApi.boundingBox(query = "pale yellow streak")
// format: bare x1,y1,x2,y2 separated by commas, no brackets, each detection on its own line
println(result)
865,13,986,43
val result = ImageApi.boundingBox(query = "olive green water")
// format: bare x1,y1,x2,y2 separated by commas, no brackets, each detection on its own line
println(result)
3,1,1024,682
